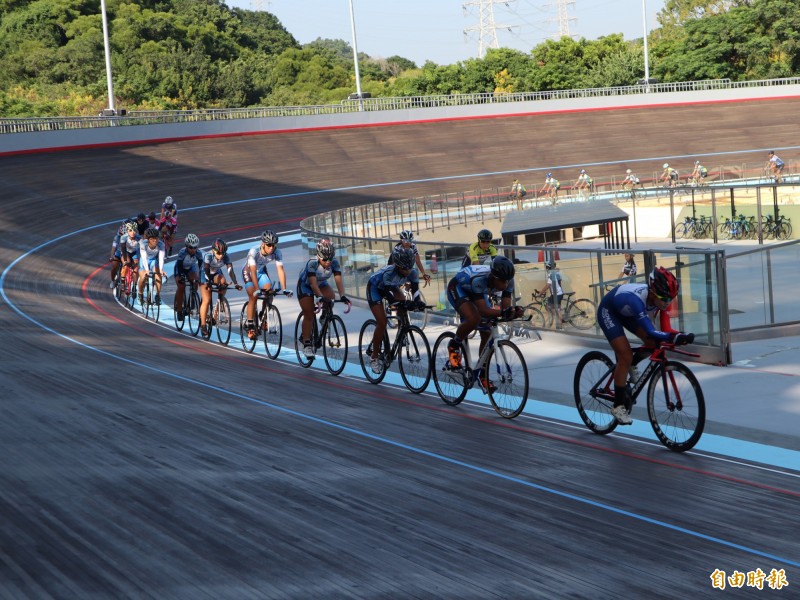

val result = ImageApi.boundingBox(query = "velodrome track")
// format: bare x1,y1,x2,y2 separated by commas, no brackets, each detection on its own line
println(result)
2,99,800,597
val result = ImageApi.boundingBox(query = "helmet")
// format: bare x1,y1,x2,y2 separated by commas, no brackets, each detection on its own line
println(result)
477,229,493,242
125,221,137,233
663,163,669,169
145,227,159,239
212,238,227,254
184,233,200,249
490,255,515,281
649,267,679,300
580,169,586,174
546,172,552,177
148,212,157,220
261,230,278,245
399,230,414,242
626,169,632,174
544,261,556,269
164,195,174,207
391,246,415,270
695,160,700,165
316,239,335,261
137,212,146,221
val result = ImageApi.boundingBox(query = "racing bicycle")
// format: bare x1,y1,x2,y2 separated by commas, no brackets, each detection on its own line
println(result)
385,280,429,330
573,342,705,452
526,291,595,330
294,298,351,376
201,282,240,345
432,316,532,419
358,301,432,393
239,288,292,358
174,276,201,336
140,272,164,321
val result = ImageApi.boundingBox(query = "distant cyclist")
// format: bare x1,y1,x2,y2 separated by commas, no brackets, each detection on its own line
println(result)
541,172,560,202
621,169,640,192
109,219,131,288
446,256,523,389
243,230,290,340
297,239,350,357
365,246,423,374
690,161,708,186
118,221,141,287
157,213,178,257
161,195,178,220
137,227,166,305
659,163,678,187
200,238,242,336
597,267,694,425
510,178,527,200
462,228,497,267
388,230,430,282
133,212,148,236
537,261,565,329
172,233,203,322
575,169,593,197
768,151,784,183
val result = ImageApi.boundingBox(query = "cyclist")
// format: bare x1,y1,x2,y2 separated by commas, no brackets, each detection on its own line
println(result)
137,227,166,305
446,256,524,389
133,212,148,236
510,178,527,200
118,221,141,291
659,163,678,187
540,172,560,202
597,266,694,425
243,230,290,340
146,211,159,230
172,233,203,321
388,230,430,282
161,195,178,220
157,212,178,257
297,239,351,357
537,261,565,329
690,161,708,186
621,169,640,192
462,228,497,267
199,238,242,336
575,169,593,197
108,219,131,288
768,151,784,183
365,246,424,374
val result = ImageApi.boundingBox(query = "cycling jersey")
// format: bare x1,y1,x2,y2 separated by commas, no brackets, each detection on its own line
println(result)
162,200,178,215
158,216,177,233
597,283,677,342
462,241,497,267
297,258,341,297
244,245,283,273
447,264,514,307
621,260,638,277
119,234,141,260
138,238,165,273
366,264,419,305
387,242,419,264
770,155,784,168
204,250,232,278
173,247,203,278
543,270,563,302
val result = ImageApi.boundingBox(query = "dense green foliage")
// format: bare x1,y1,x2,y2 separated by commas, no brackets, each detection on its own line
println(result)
0,0,798,116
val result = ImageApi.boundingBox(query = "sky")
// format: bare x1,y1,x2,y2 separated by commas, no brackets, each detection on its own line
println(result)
228,0,667,67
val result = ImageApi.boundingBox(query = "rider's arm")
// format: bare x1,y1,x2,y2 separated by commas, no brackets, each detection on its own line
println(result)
225,262,239,286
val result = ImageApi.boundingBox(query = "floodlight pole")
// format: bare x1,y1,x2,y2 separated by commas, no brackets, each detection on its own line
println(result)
100,0,116,113
348,0,364,111
642,0,650,92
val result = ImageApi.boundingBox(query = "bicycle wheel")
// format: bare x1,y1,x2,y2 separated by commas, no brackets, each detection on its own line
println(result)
358,319,389,384
778,222,792,240
215,296,232,346
240,303,256,352
143,278,155,320
566,299,596,330
322,314,348,376
486,340,528,418
408,291,429,330
201,301,213,340
262,305,282,359
431,332,468,406
152,281,161,322
523,306,547,330
174,295,186,331
294,313,315,367
573,351,618,435
398,325,431,393
673,223,686,239
646,361,705,452
187,289,201,336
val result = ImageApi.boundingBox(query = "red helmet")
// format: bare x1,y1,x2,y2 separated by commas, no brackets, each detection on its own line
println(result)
649,267,678,300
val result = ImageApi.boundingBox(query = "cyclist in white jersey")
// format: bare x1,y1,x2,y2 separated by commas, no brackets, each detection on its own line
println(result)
119,221,141,287
243,230,290,340
200,238,242,336
137,227,166,305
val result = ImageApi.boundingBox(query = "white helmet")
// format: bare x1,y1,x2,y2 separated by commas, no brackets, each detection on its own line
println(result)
663,163,669,169
626,169,632,174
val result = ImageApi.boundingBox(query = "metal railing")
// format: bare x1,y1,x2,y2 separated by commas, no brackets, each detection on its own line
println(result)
3,77,800,135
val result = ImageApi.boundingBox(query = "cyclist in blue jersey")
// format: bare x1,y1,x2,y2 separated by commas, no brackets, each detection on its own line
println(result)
388,230,430,282
137,227,166,305
172,233,203,321
365,246,424,374
109,219,133,288
597,266,694,425
446,256,524,389
200,238,242,336
243,230,290,340
296,239,351,357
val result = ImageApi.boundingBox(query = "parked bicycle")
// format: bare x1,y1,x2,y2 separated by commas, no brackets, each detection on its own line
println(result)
239,288,292,358
432,315,531,419
674,215,713,239
526,290,595,330
358,300,432,393
761,214,793,240
174,276,201,336
573,342,706,452
294,298,350,376
202,282,240,345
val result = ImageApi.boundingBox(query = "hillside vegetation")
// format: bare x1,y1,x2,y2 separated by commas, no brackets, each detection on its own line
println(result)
0,0,797,117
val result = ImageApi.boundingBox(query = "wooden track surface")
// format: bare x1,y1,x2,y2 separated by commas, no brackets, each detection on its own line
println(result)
2,98,799,598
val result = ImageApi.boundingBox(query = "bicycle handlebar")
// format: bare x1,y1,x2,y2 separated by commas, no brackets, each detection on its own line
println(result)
315,297,352,314
637,343,700,359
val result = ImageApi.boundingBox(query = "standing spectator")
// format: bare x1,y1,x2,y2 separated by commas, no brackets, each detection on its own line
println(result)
618,253,637,280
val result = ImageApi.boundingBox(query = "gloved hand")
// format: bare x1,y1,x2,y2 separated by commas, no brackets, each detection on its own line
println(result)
340,295,350,305
501,306,515,320
284,290,293,297
404,300,417,311
673,332,695,346
413,299,427,311
514,306,525,319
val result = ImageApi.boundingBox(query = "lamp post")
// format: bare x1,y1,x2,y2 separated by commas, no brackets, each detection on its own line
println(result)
348,0,364,111
642,0,650,92
100,0,116,114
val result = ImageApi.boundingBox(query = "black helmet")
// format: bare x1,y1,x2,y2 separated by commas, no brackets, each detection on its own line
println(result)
391,246,415,270
148,211,157,220
137,212,146,221
261,230,278,245
399,230,414,242
144,227,159,239
477,229,493,242
490,255,515,281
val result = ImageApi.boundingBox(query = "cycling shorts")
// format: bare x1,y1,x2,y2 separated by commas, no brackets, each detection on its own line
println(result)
366,281,394,307
597,303,640,342
296,279,330,300
244,270,273,290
